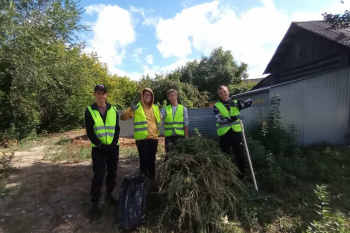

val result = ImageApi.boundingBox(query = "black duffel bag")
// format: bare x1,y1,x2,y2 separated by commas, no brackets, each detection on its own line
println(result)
117,171,148,231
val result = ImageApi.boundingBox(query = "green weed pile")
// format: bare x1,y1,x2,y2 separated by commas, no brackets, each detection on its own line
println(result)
156,137,246,233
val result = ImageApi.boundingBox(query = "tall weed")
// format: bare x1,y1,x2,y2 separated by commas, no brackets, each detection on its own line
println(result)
306,185,349,233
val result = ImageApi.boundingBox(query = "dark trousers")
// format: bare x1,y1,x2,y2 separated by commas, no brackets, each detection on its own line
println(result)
136,139,158,179
90,147,119,203
165,135,184,153
219,129,246,179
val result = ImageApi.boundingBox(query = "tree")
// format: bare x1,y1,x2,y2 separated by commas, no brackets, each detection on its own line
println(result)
137,74,209,108
194,47,248,100
228,81,257,96
172,47,248,101
107,75,138,110
0,0,88,138
323,1,349,29
177,60,199,83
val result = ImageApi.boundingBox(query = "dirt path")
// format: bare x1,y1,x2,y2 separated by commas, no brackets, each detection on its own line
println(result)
0,131,153,233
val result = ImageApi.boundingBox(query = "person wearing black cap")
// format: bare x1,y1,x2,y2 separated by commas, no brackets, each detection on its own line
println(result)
85,84,120,221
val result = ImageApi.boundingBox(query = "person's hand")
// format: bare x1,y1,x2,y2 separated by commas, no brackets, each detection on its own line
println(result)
130,100,139,111
229,99,237,107
244,98,253,107
109,143,119,152
98,143,109,153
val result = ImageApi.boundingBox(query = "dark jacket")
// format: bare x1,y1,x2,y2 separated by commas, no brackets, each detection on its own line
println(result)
85,102,120,146
213,98,253,124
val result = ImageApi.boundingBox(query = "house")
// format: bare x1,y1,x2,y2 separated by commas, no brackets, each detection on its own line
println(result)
233,21,350,145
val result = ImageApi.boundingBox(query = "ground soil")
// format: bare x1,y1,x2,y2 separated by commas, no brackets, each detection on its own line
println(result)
0,130,165,233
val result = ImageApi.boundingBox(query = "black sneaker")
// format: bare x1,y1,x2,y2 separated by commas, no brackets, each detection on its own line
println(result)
105,195,118,206
89,203,101,222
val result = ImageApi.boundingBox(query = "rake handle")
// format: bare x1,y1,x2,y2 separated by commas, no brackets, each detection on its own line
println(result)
239,119,260,197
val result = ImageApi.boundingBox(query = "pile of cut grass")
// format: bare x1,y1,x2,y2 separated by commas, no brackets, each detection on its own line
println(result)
156,137,246,233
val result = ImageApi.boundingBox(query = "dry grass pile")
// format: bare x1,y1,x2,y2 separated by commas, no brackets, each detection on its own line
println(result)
156,136,246,233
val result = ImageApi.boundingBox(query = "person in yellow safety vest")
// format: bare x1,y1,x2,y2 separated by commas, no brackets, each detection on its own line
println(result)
120,88,161,180
161,89,189,155
85,84,120,221
213,85,253,180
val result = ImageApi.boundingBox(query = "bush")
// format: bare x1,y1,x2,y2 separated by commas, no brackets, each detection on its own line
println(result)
0,151,14,199
247,138,293,191
0,151,14,174
303,145,350,182
156,137,246,232
250,95,298,156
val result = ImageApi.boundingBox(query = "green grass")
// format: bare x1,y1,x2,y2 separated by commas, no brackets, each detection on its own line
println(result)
241,141,350,232
56,136,72,145
44,144,91,163
157,145,165,159
0,178,9,199
119,147,138,157
15,133,48,151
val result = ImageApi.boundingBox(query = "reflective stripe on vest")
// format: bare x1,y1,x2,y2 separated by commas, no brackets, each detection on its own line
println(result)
87,105,119,147
214,101,242,136
133,102,161,140
164,104,184,137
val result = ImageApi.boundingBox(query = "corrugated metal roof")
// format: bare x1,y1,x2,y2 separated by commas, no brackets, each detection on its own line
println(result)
264,21,350,75
295,21,350,48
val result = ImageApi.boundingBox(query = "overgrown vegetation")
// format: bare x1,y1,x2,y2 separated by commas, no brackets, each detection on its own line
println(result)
0,150,14,198
244,95,350,231
307,185,349,233
147,95,350,232
0,151,14,173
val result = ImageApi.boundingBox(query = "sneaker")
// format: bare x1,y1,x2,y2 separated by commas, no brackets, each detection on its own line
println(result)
89,203,101,221
105,194,118,206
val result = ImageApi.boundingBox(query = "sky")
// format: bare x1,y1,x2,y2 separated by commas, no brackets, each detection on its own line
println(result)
77,0,348,80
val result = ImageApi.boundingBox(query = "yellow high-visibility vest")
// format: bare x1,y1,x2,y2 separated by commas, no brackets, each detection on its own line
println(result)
133,102,160,140
87,105,119,147
164,104,184,137
214,101,242,136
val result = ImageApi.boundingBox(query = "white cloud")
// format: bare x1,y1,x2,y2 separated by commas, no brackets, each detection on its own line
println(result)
145,54,154,64
128,72,144,81
154,0,343,78
160,58,193,73
129,5,160,26
83,0,349,81
129,5,146,17
85,4,135,70
124,59,192,80
134,48,143,54
143,17,161,26
156,1,221,58
132,48,143,63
